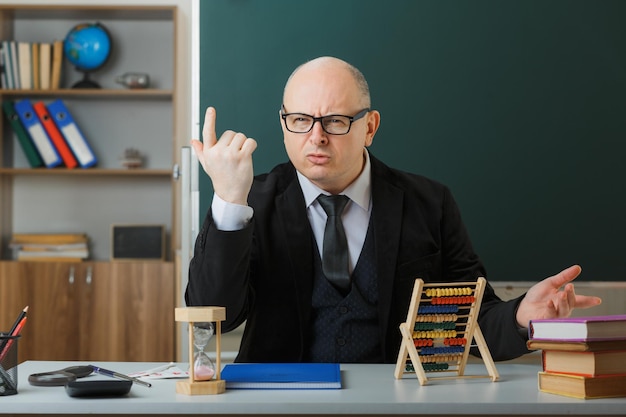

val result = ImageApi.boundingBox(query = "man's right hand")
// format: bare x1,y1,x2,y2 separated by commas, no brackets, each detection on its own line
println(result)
191,107,258,205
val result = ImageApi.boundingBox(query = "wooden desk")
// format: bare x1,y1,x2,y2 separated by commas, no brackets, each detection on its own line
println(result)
2,360,625,416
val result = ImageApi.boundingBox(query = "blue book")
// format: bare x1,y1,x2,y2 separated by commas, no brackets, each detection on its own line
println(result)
47,99,97,168
220,363,341,389
14,99,62,168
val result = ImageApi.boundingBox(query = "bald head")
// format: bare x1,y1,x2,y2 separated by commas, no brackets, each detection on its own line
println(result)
283,57,371,109
279,56,380,194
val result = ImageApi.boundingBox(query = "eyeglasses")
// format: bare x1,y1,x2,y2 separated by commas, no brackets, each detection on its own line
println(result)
280,106,370,135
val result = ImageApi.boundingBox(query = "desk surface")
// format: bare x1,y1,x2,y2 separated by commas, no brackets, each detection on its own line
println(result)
2,360,626,416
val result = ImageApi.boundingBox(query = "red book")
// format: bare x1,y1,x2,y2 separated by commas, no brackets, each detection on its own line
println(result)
33,101,78,168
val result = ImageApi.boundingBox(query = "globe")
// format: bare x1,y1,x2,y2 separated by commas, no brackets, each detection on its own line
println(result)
64,22,112,88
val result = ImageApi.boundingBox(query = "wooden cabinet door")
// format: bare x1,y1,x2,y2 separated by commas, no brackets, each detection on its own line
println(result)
1,261,174,362
16,262,82,361
79,261,175,362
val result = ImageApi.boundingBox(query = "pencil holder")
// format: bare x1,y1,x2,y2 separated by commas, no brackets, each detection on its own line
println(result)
0,334,20,396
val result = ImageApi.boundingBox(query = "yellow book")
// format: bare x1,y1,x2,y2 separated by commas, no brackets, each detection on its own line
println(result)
11,233,87,245
50,40,63,89
32,42,40,90
39,42,51,90
17,42,31,90
542,349,626,377
538,371,626,399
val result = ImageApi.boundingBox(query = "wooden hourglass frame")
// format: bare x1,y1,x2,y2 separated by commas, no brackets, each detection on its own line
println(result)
175,307,226,395
394,277,499,385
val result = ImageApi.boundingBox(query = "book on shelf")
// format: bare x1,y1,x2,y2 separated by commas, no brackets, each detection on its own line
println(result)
527,338,626,352
9,41,19,89
11,233,88,245
16,242,89,252
2,100,44,167
39,42,51,90
10,233,89,261
542,349,626,377
16,250,88,262
47,99,98,168
50,40,63,90
32,42,40,90
14,99,62,168
0,40,56,90
538,371,626,399
220,363,342,389
33,101,78,169
1,41,14,89
17,42,31,90
529,315,626,341
0,43,7,89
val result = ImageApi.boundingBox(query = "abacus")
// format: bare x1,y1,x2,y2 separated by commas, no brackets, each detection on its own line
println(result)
394,277,499,385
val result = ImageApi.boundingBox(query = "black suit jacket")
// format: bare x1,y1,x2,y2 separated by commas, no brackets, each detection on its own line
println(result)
186,153,531,362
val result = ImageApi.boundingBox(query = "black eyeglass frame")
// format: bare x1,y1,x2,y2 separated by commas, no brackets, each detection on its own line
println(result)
280,106,370,135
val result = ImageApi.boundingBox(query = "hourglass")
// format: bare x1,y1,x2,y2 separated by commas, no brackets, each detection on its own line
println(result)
193,323,215,380
175,307,226,395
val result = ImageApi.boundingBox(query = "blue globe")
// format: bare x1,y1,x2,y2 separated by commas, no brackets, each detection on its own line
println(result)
64,23,112,72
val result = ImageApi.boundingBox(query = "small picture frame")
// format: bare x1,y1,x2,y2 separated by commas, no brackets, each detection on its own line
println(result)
111,224,165,261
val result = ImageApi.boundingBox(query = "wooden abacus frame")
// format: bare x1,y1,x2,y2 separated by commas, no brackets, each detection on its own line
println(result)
394,277,499,385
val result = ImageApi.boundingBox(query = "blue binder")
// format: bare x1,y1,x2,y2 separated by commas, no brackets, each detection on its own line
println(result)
47,99,97,168
14,99,62,168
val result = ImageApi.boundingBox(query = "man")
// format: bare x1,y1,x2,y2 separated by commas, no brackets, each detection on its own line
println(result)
186,56,601,363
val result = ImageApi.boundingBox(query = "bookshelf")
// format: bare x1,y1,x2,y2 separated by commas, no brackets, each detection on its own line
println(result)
0,4,179,362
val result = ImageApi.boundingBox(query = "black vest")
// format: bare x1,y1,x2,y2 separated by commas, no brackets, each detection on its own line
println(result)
307,221,382,363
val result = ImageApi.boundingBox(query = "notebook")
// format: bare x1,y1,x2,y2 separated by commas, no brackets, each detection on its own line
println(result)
220,363,341,389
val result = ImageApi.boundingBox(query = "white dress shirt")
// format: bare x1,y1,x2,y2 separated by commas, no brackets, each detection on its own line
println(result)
211,150,373,274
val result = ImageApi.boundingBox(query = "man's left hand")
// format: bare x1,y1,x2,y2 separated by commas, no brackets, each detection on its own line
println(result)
516,265,602,328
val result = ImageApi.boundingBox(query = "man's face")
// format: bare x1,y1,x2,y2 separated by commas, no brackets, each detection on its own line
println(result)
281,62,378,194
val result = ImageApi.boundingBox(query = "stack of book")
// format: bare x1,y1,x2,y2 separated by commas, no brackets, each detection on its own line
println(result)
0,39,63,90
9,233,90,262
2,98,97,169
528,315,626,399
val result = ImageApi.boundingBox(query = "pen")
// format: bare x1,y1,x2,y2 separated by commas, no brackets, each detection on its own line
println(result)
90,365,152,388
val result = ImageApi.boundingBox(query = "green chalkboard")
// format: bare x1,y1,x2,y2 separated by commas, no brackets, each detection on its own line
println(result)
199,0,626,281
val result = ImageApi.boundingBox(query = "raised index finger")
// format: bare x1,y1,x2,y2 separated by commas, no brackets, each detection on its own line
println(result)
201,106,218,147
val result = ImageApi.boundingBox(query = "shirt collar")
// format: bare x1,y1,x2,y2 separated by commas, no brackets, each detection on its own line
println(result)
297,149,372,212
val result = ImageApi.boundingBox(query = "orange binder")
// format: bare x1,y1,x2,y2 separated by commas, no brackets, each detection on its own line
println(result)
33,101,78,168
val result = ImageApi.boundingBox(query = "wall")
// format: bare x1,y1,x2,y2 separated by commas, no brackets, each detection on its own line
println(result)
198,0,626,282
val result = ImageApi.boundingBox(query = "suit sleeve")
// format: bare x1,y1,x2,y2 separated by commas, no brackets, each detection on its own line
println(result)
185,210,255,332
440,187,531,360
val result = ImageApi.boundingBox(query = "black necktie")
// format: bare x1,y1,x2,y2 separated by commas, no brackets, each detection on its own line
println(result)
317,194,351,294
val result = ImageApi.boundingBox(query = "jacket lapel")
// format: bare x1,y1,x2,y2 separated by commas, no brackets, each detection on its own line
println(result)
275,176,314,356
370,156,404,355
